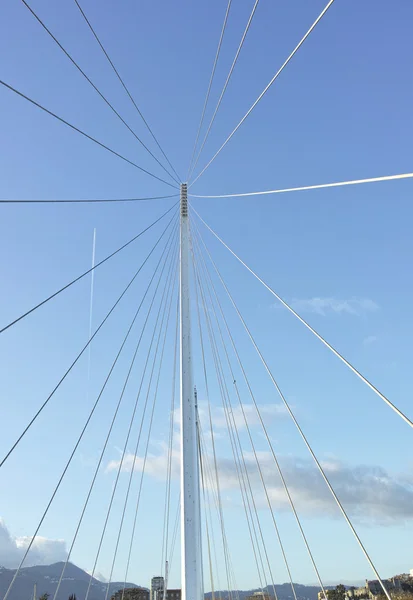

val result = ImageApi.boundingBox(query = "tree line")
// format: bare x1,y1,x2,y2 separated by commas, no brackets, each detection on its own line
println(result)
39,594,77,600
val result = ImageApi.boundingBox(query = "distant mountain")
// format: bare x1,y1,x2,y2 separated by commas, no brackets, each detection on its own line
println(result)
0,562,144,600
0,562,359,600
205,583,335,600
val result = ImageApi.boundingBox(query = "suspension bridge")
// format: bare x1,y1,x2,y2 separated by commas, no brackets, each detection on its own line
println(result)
0,2,412,600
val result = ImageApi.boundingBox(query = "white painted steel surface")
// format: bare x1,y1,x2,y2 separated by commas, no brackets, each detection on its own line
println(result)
180,183,203,600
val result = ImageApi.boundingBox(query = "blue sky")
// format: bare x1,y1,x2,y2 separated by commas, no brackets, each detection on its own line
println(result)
0,0,413,594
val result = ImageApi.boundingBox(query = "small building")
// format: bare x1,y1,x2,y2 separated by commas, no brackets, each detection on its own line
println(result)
149,577,181,600
367,578,402,599
343,573,413,600
163,589,181,600
151,577,165,600
149,588,181,600
345,586,369,599
345,578,404,600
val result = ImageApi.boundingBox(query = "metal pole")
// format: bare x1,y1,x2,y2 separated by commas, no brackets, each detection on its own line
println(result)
194,388,205,599
180,183,202,600
165,561,169,600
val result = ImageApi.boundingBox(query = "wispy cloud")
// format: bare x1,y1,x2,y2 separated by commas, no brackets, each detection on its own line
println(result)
78,453,97,468
86,570,108,583
212,403,288,429
289,296,379,316
363,335,378,346
106,442,180,478
173,402,288,432
106,400,287,475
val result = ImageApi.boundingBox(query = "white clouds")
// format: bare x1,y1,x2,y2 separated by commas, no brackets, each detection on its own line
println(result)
289,297,379,316
107,400,287,476
218,454,413,524
107,443,413,525
0,519,67,568
106,389,413,525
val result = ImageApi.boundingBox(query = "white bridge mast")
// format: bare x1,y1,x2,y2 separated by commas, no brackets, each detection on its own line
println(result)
180,183,203,600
